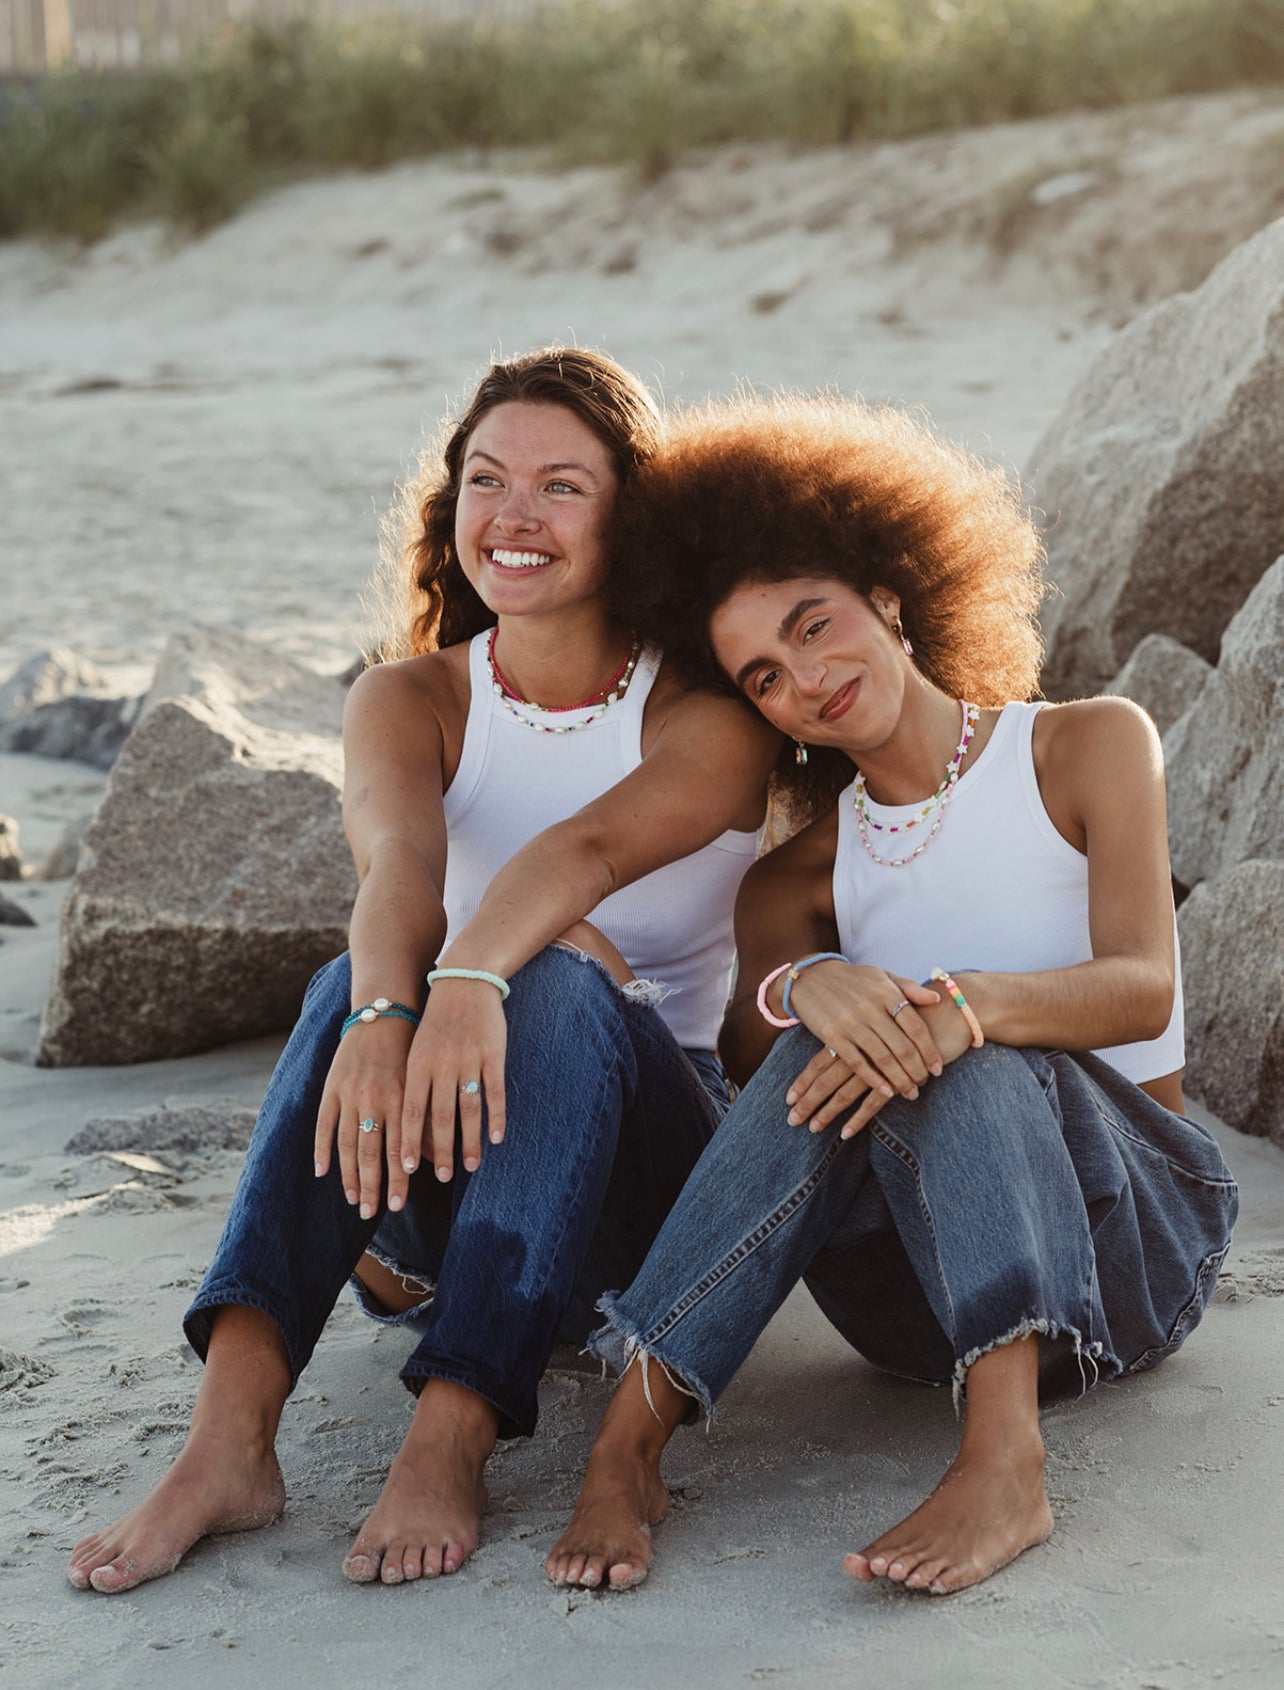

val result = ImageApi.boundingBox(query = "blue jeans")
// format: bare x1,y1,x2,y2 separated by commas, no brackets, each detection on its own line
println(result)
184,946,728,1438
590,1031,1239,1415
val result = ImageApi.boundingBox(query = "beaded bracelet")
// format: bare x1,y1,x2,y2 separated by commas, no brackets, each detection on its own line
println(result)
929,968,984,1048
756,961,800,1029
340,997,421,1037
780,951,849,1018
425,966,512,1002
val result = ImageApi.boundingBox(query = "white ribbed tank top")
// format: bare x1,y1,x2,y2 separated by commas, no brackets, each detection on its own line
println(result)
441,632,761,1049
832,701,1184,1084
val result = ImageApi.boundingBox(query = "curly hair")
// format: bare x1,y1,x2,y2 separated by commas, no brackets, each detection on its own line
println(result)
607,393,1049,825
375,347,662,659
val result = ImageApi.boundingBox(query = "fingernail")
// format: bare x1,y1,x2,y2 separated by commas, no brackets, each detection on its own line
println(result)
436,1166,451,1182
906,1086,920,1100
463,1156,479,1172
785,1090,797,1105
489,1130,503,1145
359,1202,372,1220
879,1083,894,1097
388,1194,402,1212
314,1162,324,1178
841,1126,855,1139
809,1120,824,1133
787,1109,801,1125
403,1157,417,1172
931,1063,943,1077
345,1189,357,1204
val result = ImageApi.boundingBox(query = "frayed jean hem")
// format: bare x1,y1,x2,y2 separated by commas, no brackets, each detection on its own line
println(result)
587,1291,712,1428
951,1315,1119,1416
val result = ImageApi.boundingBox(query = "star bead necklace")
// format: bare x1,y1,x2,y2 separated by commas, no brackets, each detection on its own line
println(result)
486,627,642,735
853,699,980,868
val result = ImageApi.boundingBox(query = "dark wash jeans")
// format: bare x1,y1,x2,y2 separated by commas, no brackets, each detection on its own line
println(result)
184,946,728,1438
591,1032,1240,1415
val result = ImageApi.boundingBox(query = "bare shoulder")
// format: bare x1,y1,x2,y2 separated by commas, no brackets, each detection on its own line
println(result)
643,655,780,760
1033,695,1163,777
745,806,840,894
345,648,470,745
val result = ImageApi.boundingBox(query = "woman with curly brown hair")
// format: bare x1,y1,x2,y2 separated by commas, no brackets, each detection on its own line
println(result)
548,394,1237,1597
66,349,778,1595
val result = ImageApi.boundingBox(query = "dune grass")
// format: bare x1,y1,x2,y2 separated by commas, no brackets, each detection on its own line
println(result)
2,0,1282,243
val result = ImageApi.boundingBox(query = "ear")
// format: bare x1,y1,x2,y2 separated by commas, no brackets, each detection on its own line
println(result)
868,585,901,626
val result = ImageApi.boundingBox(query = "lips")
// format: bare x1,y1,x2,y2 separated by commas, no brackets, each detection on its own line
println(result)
819,678,859,723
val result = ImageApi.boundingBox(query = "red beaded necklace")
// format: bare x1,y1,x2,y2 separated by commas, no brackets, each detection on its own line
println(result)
487,627,638,713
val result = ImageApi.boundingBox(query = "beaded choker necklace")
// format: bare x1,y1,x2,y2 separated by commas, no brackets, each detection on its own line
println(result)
486,628,642,736
852,699,980,868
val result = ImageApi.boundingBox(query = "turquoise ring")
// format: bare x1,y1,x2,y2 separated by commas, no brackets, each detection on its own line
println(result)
459,1080,481,1097
358,1117,382,1135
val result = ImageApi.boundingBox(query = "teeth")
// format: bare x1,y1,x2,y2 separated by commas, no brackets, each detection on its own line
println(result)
492,549,552,568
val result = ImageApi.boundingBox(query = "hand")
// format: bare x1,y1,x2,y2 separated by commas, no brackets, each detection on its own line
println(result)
314,1015,417,1218
397,978,509,1190
786,985,977,1139
784,962,943,1108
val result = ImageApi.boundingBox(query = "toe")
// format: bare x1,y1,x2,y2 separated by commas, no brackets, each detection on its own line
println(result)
843,1552,874,1583
607,1560,647,1591
88,1560,138,1595
401,1548,423,1582
342,1548,381,1585
380,1549,405,1586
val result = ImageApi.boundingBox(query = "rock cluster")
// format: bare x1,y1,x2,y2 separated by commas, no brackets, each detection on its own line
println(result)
0,649,141,769
1028,217,1284,700
36,628,356,1066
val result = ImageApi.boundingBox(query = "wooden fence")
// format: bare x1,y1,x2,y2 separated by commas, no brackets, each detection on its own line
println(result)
0,0,549,73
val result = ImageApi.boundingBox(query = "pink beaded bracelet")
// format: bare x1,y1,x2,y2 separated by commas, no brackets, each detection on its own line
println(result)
930,968,984,1048
756,961,801,1029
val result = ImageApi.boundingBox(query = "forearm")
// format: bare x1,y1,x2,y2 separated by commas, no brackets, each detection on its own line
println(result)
436,826,615,977
960,955,1175,1051
347,838,448,1006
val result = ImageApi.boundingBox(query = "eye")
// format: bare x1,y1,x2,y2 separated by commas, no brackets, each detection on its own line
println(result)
801,617,829,642
753,667,781,699
468,472,501,488
546,479,581,495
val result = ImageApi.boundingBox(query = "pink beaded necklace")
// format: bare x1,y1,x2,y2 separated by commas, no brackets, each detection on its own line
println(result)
852,699,980,868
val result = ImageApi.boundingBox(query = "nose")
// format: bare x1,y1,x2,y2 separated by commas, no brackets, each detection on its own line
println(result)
792,653,828,696
493,488,539,534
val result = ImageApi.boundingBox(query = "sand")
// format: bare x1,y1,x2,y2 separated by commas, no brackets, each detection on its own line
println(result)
2,87,1283,1689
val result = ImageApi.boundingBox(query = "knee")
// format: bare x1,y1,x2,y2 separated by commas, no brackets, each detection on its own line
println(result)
891,1045,1051,1147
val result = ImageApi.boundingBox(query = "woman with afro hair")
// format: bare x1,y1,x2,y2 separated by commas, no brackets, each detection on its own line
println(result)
547,394,1237,1598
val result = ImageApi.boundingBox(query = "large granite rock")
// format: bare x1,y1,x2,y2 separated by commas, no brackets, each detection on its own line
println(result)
0,649,140,769
1104,634,1213,737
1028,217,1284,697
1178,860,1284,1146
1163,555,1284,892
38,628,355,1066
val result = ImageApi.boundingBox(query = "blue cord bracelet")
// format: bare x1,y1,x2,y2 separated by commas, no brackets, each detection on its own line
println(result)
341,997,421,1037
780,951,849,1019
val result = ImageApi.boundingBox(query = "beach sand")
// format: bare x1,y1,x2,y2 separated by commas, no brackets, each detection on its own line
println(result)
2,89,1283,1688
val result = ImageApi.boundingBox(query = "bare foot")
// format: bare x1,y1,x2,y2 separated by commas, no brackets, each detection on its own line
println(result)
66,1428,285,1594
342,1381,495,1586
545,1443,669,1591
844,1434,1052,1595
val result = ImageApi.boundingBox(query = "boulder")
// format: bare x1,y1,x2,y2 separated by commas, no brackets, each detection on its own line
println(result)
0,891,35,927
1104,635,1213,737
0,814,21,882
0,649,141,769
1163,556,1284,892
1178,860,1284,1146
1027,217,1284,697
38,627,355,1066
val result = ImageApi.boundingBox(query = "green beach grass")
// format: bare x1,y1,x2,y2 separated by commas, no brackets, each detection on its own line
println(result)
3,0,1283,242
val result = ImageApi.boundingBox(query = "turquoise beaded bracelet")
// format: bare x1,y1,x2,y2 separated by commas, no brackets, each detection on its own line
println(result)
425,966,511,1002
341,997,421,1037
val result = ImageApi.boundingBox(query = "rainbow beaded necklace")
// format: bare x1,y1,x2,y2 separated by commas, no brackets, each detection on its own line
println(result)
852,699,980,868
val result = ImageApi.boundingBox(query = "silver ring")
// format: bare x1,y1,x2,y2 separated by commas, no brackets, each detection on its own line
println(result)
459,1079,481,1096
358,1117,382,1135
889,999,911,1020
826,1046,838,1059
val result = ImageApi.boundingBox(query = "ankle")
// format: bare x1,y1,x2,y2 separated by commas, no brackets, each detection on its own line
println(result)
409,1380,500,1457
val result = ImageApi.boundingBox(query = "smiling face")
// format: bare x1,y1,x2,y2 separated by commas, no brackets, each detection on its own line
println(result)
709,576,907,752
453,401,619,620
